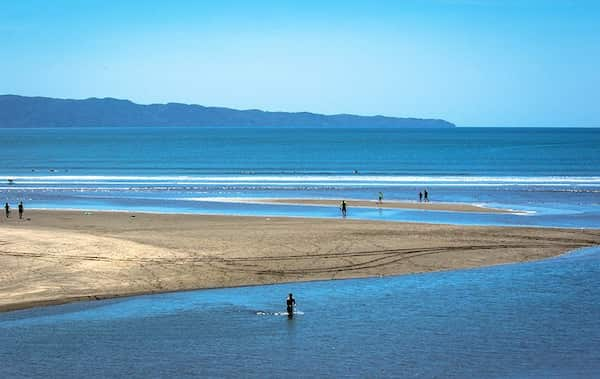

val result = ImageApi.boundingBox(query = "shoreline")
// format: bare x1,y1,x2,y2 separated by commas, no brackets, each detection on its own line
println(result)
2,210,600,313
4,245,598,314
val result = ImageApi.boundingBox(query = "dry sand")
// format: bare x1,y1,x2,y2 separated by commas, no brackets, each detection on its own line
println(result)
245,198,514,213
1,210,599,312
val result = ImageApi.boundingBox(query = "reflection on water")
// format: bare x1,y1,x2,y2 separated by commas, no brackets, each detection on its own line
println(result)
2,247,599,378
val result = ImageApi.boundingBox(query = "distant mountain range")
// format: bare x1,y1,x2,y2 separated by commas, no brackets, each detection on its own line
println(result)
0,95,455,128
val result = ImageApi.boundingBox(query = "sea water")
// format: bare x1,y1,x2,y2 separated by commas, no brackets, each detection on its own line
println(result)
1,247,599,378
1,127,599,227
1,127,600,377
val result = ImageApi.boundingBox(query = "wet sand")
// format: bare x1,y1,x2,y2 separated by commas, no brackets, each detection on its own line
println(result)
1,210,599,312
242,198,514,213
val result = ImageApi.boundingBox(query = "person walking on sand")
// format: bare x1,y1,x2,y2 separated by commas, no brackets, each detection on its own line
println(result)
341,200,347,217
424,189,429,202
4,202,9,218
419,192,423,202
286,293,296,319
378,192,384,204
18,201,24,219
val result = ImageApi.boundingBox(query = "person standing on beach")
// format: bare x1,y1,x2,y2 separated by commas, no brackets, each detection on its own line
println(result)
4,202,9,218
424,189,429,202
18,202,24,219
378,192,384,204
341,200,347,217
419,192,423,202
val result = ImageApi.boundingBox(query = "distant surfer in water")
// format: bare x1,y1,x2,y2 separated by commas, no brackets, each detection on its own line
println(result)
378,192,383,204
340,200,347,217
286,293,296,318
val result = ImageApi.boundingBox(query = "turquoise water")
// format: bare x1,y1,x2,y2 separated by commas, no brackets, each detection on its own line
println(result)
1,127,600,227
1,247,599,378
2,127,599,176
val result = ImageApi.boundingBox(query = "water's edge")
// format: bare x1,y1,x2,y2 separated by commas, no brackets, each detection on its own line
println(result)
3,236,597,314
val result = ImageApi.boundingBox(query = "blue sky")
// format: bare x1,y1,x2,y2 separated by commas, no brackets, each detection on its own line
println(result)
1,0,599,126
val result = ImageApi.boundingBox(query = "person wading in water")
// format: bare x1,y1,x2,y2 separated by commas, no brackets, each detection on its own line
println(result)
286,293,296,318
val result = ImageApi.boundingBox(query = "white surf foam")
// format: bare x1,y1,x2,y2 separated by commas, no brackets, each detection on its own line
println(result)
3,175,600,186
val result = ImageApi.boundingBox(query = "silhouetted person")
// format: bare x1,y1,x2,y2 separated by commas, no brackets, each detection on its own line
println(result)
4,202,9,218
18,202,23,219
424,189,429,202
378,192,383,204
341,200,347,217
286,293,296,318
419,192,423,202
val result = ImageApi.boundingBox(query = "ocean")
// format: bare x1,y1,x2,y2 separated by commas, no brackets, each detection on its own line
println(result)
1,127,600,227
1,127,600,378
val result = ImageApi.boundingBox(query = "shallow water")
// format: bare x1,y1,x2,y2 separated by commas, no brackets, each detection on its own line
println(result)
2,247,599,378
1,127,600,228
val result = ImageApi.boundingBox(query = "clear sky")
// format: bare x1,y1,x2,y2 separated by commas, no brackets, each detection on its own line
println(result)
1,0,599,126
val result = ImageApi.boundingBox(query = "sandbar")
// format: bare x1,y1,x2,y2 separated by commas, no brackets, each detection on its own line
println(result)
239,198,514,214
1,210,599,312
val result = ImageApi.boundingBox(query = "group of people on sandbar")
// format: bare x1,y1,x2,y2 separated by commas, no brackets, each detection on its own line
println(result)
4,201,24,219
419,189,429,203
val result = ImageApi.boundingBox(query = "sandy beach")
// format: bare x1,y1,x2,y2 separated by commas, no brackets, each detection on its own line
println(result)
1,210,599,312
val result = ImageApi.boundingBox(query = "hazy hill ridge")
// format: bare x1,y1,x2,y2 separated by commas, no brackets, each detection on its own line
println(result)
0,95,455,128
